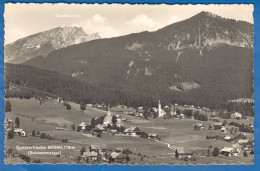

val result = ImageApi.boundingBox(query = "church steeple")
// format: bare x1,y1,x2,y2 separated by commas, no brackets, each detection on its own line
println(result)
158,99,165,117
107,103,111,116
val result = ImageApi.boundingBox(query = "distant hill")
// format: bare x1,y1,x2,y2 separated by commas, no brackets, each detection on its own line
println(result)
5,27,100,64
7,11,254,109
5,63,158,107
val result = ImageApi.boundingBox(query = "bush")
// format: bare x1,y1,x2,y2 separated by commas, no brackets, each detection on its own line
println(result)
40,133,47,139
7,148,13,156
71,124,75,131
80,147,86,155
46,134,54,140
126,155,130,162
19,154,31,163
243,150,248,157
5,101,12,112
62,139,68,143
212,147,220,157
66,104,71,110
8,130,14,139
15,117,20,128
97,133,101,137
80,103,86,111
33,159,41,163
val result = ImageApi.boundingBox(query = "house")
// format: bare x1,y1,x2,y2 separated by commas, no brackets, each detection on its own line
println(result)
221,127,227,133
179,114,185,119
175,148,193,159
170,111,177,117
121,118,127,122
238,139,249,145
83,151,98,161
213,123,223,130
116,123,124,127
56,127,66,131
111,129,117,134
124,127,143,136
193,123,203,130
109,152,126,163
220,147,235,156
115,148,123,153
224,135,232,142
57,97,63,103
231,112,242,119
7,119,13,126
89,144,107,154
138,107,144,110
78,122,87,130
116,118,122,123
93,124,105,133
148,133,158,139
232,142,240,148
14,128,26,137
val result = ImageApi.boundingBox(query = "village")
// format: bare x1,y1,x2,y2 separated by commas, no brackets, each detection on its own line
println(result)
4,96,254,164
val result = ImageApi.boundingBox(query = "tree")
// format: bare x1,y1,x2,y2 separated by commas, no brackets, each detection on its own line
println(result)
40,133,47,139
91,118,96,128
243,150,248,157
71,124,75,131
222,120,227,126
32,130,36,136
62,139,68,143
66,104,71,110
5,101,12,112
33,159,41,163
15,117,20,128
7,130,14,139
7,148,13,157
112,115,117,125
80,147,86,155
80,103,86,111
212,147,220,157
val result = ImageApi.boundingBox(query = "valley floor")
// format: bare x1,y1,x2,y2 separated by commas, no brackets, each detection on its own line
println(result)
4,98,254,165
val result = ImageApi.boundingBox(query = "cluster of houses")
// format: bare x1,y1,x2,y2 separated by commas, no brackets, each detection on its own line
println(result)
77,107,159,139
82,145,128,163
4,119,26,137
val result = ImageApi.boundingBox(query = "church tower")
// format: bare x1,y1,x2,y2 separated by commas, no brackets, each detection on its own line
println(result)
158,100,165,117
107,104,111,116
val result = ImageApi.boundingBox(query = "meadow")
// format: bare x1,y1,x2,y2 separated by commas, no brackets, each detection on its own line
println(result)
4,98,254,164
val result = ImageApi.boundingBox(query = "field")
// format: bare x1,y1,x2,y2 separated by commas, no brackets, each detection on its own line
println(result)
4,98,254,164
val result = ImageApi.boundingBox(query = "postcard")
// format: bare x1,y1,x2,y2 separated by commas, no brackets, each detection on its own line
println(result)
3,3,254,165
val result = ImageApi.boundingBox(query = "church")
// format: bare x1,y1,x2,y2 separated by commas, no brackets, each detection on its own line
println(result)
158,100,166,117
103,105,113,126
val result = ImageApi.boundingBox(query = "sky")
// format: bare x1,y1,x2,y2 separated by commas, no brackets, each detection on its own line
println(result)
4,3,254,44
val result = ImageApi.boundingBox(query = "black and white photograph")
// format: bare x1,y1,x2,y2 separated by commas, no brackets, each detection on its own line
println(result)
3,3,254,164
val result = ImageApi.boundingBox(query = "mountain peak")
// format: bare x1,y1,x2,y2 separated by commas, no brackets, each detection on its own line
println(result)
196,11,219,18
5,26,101,64
154,11,253,50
